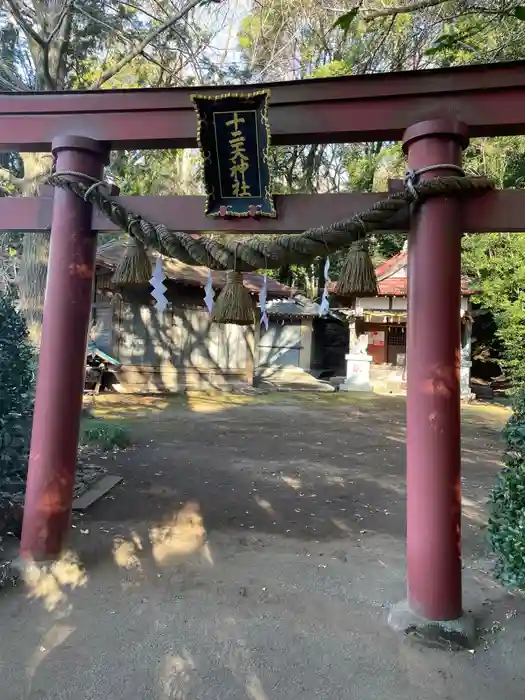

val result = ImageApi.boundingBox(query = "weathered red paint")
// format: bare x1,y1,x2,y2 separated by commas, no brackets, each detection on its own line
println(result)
404,119,467,621
0,188,524,234
2,60,525,149
20,136,107,561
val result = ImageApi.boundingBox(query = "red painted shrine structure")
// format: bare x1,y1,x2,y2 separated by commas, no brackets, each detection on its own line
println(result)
2,60,525,625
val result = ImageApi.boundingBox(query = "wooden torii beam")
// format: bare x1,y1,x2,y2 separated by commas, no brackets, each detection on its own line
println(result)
4,61,524,644
2,59,525,150
1,188,525,234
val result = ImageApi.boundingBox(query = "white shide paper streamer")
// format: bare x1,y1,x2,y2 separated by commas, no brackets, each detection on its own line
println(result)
150,258,168,312
319,257,331,316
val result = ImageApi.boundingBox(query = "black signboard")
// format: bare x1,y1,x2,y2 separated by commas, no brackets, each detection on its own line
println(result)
191,90,276,218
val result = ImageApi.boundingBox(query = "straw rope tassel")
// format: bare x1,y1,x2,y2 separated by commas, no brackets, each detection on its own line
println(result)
335,239,378,298
112,236,152,285
211,270,254,325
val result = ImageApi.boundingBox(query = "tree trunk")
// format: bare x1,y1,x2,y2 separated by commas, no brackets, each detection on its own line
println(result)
16,153,53,344
18,231,50,344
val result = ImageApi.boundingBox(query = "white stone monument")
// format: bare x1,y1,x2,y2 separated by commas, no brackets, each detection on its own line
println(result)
340,332,373,392
460,313,474,401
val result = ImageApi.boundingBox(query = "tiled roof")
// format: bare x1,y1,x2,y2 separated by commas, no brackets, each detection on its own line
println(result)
376,277,409,296
96,239,293,298
328,250,477,296
375,276,475,296
266,296,344,319
266,298,322,317
375,251,407,280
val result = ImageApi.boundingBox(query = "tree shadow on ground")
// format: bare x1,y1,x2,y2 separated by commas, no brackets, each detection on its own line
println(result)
75,392,506,565
1,394,519,700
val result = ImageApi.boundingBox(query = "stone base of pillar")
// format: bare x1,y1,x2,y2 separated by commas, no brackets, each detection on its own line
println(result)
339,353,373,392
388,600,477,650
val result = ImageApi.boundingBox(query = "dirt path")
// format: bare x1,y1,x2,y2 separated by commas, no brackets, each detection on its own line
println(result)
1,393,523,700
83,393,506,555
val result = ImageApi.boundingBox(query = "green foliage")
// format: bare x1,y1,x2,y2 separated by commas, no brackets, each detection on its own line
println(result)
80,418,130,451
332,8,359,37
109,150,203,197
424,20,487,58
462,232,525,386
459,135,525,386
0,293,34,484
310,61,349,78
489,386,525,588
372,233,406,261
422,9,525,65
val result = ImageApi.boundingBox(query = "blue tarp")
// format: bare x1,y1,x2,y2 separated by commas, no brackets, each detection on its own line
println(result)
86,341,121,367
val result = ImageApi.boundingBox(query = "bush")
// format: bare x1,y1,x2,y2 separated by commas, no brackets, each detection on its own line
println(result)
488,387,525,587
0,293,34,484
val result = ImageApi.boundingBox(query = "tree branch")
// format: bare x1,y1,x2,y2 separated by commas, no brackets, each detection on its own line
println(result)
71,2,190,86
5,0,46,47
0,167,25,188
39,1,73,91
56,10,73,88
0,63,29,91
363,0,449,21
45,0,74,46
72,3,135,45
5,0,60,89
89,0,207,89
117,0,164,23
38,44,56,90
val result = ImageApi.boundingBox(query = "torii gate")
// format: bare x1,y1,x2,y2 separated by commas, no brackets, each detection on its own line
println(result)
2,60,525,636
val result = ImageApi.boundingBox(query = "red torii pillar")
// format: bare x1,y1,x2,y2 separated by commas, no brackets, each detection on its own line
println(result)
391,119,471,638
20,136,107,561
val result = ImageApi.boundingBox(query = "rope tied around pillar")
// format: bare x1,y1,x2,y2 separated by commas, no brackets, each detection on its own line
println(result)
50,170,116,201
404,164,466,200
45,170,493,285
